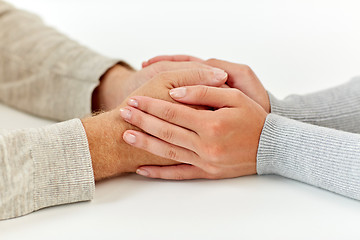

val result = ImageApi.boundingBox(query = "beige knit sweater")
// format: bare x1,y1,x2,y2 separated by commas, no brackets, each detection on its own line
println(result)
0,1,118,220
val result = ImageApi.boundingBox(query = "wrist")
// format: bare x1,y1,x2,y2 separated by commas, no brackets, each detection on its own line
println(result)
81,111,127,180
82,107,179,181
92,63,134,112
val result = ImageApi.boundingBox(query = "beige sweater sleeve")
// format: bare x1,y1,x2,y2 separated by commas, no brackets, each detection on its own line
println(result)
0,1,120,220
0,1,119,120
0,119,95,220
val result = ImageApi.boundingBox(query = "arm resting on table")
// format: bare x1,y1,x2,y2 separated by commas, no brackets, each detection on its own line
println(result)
257,114,360,200
0,119,94,220
0,1,119,120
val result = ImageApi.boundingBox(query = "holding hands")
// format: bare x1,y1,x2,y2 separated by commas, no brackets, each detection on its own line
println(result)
143,55,270,113
121,56,270,180
84,63,228,180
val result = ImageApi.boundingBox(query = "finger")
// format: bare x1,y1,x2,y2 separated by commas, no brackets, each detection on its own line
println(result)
204,58,244,88
160,68,228,88
127,96,203,131
123,130,202,167
136,164,210,180
142,55,204,68
169,85,245,108
150,61,213,73
205,58,263,90
221,84,231,88
120,106,198,151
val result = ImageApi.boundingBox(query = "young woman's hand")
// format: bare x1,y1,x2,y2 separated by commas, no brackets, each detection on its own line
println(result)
142,55,270,113
84,67,227,180
93,59,217,111
120,85,268,180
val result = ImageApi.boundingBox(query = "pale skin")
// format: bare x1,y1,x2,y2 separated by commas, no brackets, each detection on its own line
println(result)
92,60,222,111
143,55,270,113
83,63,228,180
122,56,271,180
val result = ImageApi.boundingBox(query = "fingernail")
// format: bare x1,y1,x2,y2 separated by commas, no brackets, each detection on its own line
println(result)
128,98,138,107
169,87,187,99
212,68,227,81
136,168,149,176
124,132,136,144
120,108,132,120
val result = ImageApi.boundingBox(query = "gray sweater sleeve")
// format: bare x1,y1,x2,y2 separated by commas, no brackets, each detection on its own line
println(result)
269,77,360,133
257,114,360,200
0,119,95,220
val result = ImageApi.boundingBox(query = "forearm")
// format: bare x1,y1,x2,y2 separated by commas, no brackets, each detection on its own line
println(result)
0,120,94,220
269,77,360,133
0,1,119,120
0,111,175,220
257,114,360,200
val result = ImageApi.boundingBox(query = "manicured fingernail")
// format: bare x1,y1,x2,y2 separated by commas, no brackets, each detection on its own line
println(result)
124,132,136,144
212,67,227,81
128,98,138,107
136,168,149,176
120,108,132,119
169,87,187,99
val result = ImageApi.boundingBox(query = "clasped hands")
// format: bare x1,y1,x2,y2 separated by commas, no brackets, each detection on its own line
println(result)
83,56,270,181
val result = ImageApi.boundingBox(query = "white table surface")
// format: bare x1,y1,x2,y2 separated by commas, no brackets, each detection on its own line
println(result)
2,0,360,239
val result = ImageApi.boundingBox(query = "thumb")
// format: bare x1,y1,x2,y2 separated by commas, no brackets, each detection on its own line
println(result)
167,68,228,88
204,59,244,88
169,85,243,108
142,55,204,68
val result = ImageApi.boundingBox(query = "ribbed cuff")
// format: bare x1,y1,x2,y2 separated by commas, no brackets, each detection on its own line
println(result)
257,113,360,200
30,119,95,212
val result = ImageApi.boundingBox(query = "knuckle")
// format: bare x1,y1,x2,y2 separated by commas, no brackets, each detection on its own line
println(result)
195,86,209,100
150,62,164,74
191,62,208,69
163,106,177,122
156,71,170,80
229,88,243,102
156,71,178,88
207,120,224,136
190,137,201,152
152,61,170,72
240,64,252,73
160,127,174,142
206,165,222,176
193,68,206,82
172,171,185,180
237,64,254,77
164,146,178,160
203,143,224,163
208,172,222,179
205,58,219,66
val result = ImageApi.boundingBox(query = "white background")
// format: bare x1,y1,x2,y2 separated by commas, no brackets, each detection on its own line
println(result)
1,0,360,239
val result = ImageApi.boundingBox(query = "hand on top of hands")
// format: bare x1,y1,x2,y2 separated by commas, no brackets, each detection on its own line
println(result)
119,55,270,180
92,59,224,111
143,55,270,113
84,63,228,180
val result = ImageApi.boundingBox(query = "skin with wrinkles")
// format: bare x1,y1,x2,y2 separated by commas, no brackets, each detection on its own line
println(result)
121,55,270,180
121,85,267,180
83,66,227,180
